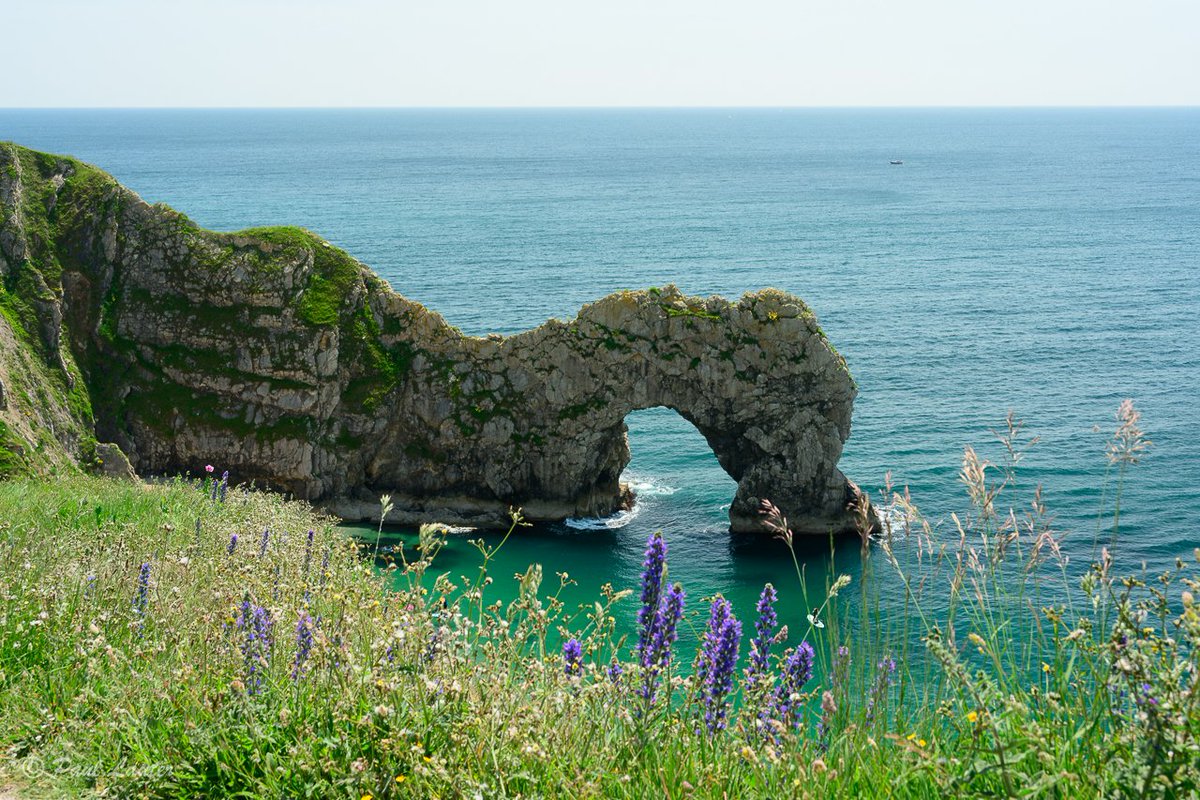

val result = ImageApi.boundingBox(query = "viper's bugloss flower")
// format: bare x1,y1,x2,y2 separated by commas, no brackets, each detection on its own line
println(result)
292,611,315,681
132,562,151,616
218,471,229,503
773,641,814,728
697,597,741,734
866,654,897,723
228,533,239,555
563,638,583,676
634,533,686,706
635,532,668,667
655,583,685,662
319,547,331,587
748,583,778,678
606,659,623,684
303,530,315,578
640,581,685,705
238,602,273,695
258,528,270,558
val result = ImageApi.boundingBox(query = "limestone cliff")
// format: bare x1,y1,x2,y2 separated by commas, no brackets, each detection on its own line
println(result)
0,142,860,534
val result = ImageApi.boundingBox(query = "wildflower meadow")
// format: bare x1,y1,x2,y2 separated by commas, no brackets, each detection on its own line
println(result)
0,402,1196,798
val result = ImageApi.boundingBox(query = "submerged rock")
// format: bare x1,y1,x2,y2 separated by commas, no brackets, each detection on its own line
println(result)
0,142,861,534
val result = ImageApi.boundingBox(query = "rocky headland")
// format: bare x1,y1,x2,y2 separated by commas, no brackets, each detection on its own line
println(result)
0,142,860,533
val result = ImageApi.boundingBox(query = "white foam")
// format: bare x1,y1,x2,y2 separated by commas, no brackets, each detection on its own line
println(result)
562,475,679,530
623,475,678,497
564,505,643,530
870,501,914,542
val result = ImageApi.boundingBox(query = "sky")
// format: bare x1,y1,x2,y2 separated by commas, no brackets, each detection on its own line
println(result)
2,0,1197,107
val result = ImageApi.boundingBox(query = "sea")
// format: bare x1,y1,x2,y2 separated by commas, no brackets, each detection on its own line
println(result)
3,108,1197,653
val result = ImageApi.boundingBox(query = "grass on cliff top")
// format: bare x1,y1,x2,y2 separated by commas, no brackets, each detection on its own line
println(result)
235,226,363,327
0,404,1197,799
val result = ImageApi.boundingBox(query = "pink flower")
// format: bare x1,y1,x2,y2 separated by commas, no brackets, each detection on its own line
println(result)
205,465,215,473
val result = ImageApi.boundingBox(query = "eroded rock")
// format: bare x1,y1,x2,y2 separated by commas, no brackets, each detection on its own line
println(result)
0,142,860,533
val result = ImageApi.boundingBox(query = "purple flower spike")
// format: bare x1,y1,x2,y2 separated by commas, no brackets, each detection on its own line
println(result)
635,532,668,667
238,602,274,695
631,533,687,708
292,612,315,681
227,533,239,555
865,654,897,723
697,597,741,735
132,562,151,616
748,583,778,680
773,641,815,728
303,530,315,578
563,638,583,676
640,582,685,705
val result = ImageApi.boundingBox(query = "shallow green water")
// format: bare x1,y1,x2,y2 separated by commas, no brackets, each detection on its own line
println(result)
344,408,878,659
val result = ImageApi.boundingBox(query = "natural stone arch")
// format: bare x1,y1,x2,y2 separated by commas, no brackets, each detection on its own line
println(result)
339,285,859,535
426,286,861,534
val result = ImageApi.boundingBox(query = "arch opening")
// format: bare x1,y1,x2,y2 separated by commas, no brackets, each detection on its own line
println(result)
621,406,738,518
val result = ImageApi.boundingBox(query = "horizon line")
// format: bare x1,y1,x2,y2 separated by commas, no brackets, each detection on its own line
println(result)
2,104,1199,112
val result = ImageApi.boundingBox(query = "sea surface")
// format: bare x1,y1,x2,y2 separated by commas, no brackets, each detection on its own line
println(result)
3,108,1197,653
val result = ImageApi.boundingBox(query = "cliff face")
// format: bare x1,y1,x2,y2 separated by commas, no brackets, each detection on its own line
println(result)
0,142,860,534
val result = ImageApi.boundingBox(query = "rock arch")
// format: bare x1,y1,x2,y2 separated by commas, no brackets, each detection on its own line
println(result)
387,285,861,534
336,284,860,535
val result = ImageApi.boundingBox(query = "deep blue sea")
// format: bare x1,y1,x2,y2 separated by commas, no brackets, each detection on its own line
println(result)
3,109,1197,646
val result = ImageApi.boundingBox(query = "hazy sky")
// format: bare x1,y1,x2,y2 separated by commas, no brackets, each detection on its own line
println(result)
3,0,1197,107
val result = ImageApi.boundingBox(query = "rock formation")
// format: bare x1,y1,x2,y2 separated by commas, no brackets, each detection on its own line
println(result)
0,142,861,533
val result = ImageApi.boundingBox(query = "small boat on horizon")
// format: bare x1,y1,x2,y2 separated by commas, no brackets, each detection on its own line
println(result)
890,160,903,165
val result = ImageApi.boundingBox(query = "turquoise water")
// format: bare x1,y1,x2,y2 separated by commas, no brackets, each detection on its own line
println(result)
3,108,1197,649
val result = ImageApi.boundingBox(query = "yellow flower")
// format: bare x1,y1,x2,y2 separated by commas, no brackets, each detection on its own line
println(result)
966,711,978,723
918,739,928,748
361,795,373,800
395,775,407,783
1143,627,1155,635
423,755,432,763
906,732,916,741
1042,662,1051,674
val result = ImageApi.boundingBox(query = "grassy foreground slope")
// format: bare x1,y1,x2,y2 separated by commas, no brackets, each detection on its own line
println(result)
0,406,1198,798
